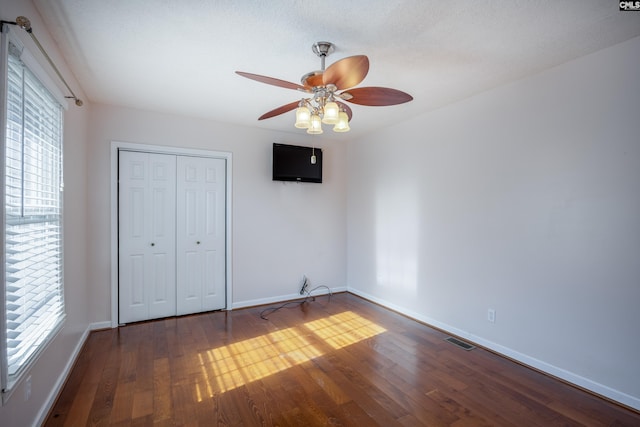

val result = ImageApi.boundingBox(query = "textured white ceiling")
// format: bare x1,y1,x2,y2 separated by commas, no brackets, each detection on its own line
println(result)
32,0,640,139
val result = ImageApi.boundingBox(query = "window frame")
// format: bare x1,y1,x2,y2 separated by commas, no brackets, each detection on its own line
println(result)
0,25,68,402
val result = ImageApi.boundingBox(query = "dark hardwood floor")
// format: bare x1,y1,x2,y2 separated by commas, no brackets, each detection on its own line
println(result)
45,292,640,426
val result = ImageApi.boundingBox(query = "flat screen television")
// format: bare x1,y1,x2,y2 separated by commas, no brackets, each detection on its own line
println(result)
272,143,322,183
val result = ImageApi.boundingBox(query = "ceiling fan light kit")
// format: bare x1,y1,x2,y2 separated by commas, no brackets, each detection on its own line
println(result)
236,41,412,135
333,111,350,132
321,101,340,124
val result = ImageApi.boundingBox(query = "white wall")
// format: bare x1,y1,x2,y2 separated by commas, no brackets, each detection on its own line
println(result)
347,36,640,409
88,105,347,322
0,1,91,426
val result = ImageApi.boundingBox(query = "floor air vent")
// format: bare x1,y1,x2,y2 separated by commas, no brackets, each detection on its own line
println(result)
444,337,475,351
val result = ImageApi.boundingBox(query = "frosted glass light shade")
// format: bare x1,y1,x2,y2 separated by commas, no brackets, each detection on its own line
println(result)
307,113,323,134
333,111,350,132
295,106,311,128
322,101,340,124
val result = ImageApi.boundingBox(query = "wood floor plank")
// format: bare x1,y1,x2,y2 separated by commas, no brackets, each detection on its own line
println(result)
326,345,414,421
426,388,494,427
168,380,197,425
44,293,640,426
55,331,112,425
44,337,93,426
152,357,172,422
109,381,134,424
57,382,97,426
86,336,121,425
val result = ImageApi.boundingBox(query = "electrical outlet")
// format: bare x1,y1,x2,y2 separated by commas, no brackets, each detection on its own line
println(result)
488,309,496,323
24,375,31,401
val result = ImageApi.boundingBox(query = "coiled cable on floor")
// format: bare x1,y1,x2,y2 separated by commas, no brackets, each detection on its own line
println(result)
259,285,333,320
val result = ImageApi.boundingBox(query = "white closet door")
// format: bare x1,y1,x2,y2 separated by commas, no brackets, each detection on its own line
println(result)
119,151,177,323
176,156,226,315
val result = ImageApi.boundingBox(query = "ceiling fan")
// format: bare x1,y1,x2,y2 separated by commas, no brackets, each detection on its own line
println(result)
235,41,413,134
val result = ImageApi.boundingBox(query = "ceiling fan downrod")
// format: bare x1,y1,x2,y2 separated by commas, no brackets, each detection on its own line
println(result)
312,41,334,71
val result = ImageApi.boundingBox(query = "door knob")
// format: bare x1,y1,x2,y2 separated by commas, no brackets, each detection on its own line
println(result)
196,241,201,245
151,243,155,246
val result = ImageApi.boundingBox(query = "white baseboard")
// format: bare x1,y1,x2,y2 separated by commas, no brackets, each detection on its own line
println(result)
233,286,346,310
90,321,113,330
34,326,91,427
347,288,640,412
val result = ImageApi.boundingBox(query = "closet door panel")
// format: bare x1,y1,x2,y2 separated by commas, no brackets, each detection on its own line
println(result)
128,255,145,307
204,162,225,236
119,151,177,323
203,247,225,302
181,250,202,312
201,158,226,310
176,156,226,315
177,166,201,315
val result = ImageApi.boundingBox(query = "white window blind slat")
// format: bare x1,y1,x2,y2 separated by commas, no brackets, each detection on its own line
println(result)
3,42,65,383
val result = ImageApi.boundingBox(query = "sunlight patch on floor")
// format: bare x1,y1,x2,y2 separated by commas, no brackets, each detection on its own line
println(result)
304,311,387,350
195,310,386,399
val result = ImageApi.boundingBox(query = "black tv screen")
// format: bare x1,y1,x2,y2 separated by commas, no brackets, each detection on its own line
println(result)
272,143,322,183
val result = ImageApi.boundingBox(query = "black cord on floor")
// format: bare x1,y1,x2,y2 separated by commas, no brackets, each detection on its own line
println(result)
259,285,333,320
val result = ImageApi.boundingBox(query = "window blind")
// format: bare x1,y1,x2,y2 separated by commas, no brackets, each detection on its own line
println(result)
4,42,65,383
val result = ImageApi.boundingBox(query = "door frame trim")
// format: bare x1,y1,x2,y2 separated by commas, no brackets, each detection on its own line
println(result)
110,141,233,328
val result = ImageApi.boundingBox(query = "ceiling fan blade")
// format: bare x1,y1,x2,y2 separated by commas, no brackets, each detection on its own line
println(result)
342,87,413,106
236,71,307,91
258,100,300,120
323,55,369,90
336,101,353,122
